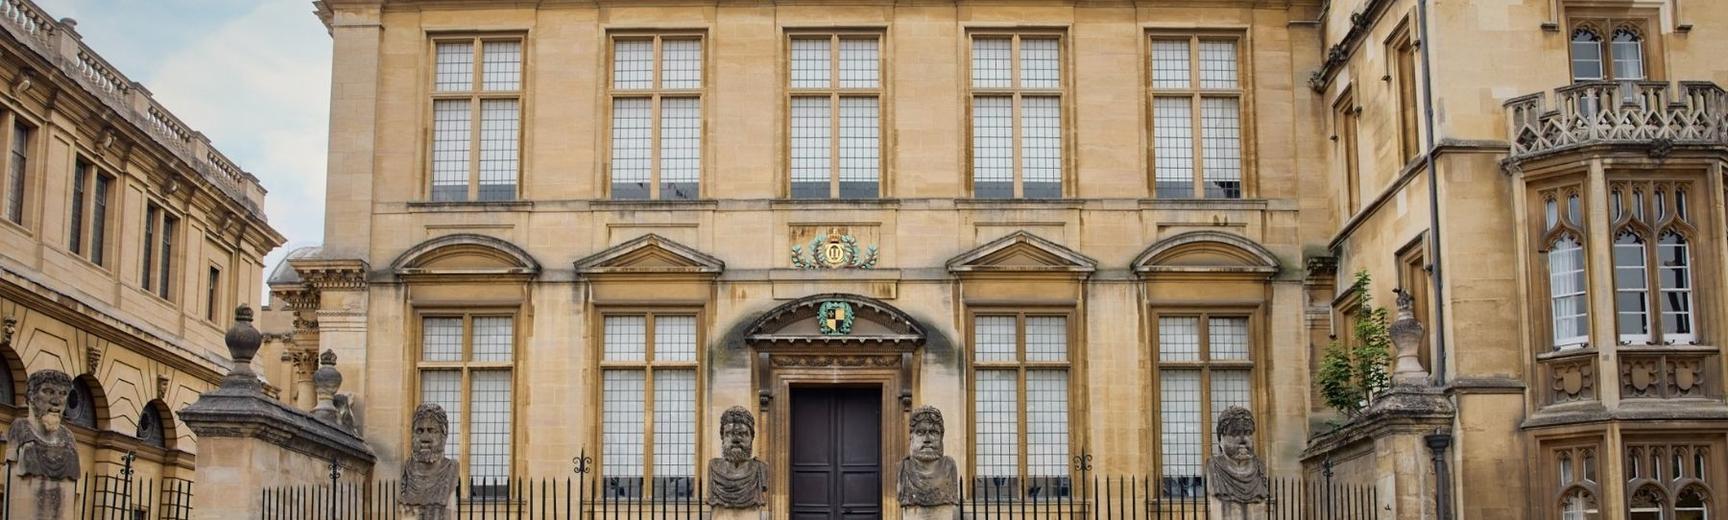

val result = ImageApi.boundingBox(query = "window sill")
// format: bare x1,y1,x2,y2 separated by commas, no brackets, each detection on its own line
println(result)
770,198,901,210
589,199,719,211
1137,198,1269,210
1616,344,1717,354
406,200,534,213
0,218,31,238
1536,347,1597,362
954,198,1086,210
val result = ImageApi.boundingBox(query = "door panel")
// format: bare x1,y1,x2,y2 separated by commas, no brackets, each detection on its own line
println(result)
789,388,883,520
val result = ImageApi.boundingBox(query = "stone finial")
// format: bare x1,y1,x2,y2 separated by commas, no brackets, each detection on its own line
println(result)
708,406,768,509
1389,288,1431,386
1207,407,1268,507
311,350,343,424
898,406,959,507
221,306,263,389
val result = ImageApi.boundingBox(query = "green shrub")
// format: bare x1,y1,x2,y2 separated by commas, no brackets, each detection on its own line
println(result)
1318,270,1392,417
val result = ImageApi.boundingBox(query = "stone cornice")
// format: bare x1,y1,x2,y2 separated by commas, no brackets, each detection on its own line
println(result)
289,258,370,290
1302,386,1456,459
1307,0,1400,93
0,265,227,386
179,385,375,465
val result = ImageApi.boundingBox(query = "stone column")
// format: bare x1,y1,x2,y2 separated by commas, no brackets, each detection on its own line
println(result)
180,306,375,520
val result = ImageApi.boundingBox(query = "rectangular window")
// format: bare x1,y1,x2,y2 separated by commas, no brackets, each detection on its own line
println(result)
206,266,222,322
600,312,698,499
141,203,176,299
789,34,882,199
971,312,1071,500
417,314,515,498
6,117,29,225
969,34,1064,199
1335,92,1359,214
1150,36,1245,199
1392,31,1421,164
609,35,703,201
67,159,112,266
429,37,523,202
1155,313,1254,499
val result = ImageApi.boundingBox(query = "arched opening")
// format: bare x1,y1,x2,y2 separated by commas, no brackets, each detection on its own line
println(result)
65,375,104,430
137,400,173,449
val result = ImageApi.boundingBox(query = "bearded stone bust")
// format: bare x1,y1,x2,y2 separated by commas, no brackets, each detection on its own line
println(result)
6,370,80,481
1207,406,1269,504
401,403,458,519
707,406,768,509
897,406,959,507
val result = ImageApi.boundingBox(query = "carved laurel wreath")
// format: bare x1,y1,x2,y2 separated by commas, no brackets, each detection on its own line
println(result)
790,235,880,270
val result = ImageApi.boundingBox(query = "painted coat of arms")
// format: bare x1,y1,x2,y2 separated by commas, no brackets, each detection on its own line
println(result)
819,301,855,336
792,233,879,270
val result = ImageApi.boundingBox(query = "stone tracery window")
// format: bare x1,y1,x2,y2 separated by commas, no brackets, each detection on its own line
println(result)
1626,442,1716,519
1541,189,1591,350
599,312,698,499
1611,182,1697,346
1569,21,1647,83
1555,445,1602,520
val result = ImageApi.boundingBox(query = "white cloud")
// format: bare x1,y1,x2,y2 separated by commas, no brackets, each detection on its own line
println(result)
135,0,332,302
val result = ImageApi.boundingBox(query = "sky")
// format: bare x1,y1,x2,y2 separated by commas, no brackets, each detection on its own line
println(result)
33,0,333,303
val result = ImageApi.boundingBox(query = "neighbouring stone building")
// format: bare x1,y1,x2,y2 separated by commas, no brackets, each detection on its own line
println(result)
0,0,284,497
264,0,1727,518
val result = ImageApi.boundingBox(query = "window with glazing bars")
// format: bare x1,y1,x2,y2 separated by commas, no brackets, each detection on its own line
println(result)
609,35,703,201
417,314,515,498
1154,313,1253,499
971,312,1071,500
788,33,882,199
429,37,523,202
1569,21,1647,82
1149,35,1245,199
205,266,222,323
1539,189,1590,350
3,113,30,225
1609,181,1698,346
67,158,112,267
969,34,1063,199
599,312,699,499
140,203,176,300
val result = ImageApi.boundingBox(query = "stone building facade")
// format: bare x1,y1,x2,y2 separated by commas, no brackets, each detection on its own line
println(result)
0,0,284,491
279,0,1728,518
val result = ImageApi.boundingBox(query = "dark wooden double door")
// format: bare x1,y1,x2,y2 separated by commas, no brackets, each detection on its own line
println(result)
789,387,883,520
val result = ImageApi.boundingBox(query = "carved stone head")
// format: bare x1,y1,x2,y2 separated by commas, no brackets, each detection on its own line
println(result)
719,406,756,464
908,406,945,462
1214,406,1256,462
26,370,73,431
411,403,450,463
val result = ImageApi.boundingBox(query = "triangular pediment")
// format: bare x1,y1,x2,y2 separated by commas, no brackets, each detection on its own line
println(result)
1132,231,1279,276
574,234,724,275
946,231,1097,274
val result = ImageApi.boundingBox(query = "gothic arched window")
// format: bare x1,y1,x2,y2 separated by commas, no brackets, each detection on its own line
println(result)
1611,28,1646,80
1570,28,1604,82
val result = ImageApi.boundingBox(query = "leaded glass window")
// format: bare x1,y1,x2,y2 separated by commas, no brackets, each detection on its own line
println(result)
417,313,516,498
1156,313,1253,499
969,34,1064,199
600,312,699,499
1151,35,1245,199
789,33,882,199
429,37,523,202
610,35,703,201
971,312,1072,501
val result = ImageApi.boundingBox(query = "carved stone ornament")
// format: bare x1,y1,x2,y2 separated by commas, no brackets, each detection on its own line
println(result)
222,306,264,389
898,406,959,507
1669,357,1705,398
401,404,458,520
1621,358,1660,398
1205,407,1268,505
1388,288,1429,386
1549,359,1595,403
791,233,879,270
7,370,80,481
83,340,101,376
818,301,855,336
312,350,343,423
770,354,899,369
707,406,768,509
1,316,16,347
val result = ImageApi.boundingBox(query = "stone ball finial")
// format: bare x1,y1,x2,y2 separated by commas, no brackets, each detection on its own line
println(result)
312,350,345,423
222,305,263,387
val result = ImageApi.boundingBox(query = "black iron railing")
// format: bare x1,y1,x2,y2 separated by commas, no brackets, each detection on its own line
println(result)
0,450,195,520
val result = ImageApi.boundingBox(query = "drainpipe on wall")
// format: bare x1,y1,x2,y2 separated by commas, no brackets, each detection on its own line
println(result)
1415,0,1458,518
1425,431,1455,520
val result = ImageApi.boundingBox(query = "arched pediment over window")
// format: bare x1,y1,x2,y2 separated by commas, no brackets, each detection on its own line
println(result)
390,234,541,279
1132,231,1280,277
743,294,925,348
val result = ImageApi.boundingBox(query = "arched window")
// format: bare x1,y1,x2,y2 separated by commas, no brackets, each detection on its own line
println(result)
1571,28,1604,82
1614,230,1651,344
1562,488,1600,520
1657,231,1695,344
137,402,167,448
1549,234,1590,348
1611,28,1646,80
1676,486,1710,519
0,353,14,407
63,377,97,429
1629,485,1667,519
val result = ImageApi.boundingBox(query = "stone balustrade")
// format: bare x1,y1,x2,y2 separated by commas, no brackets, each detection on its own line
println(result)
0,0,269,218
1504,80,1728,163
